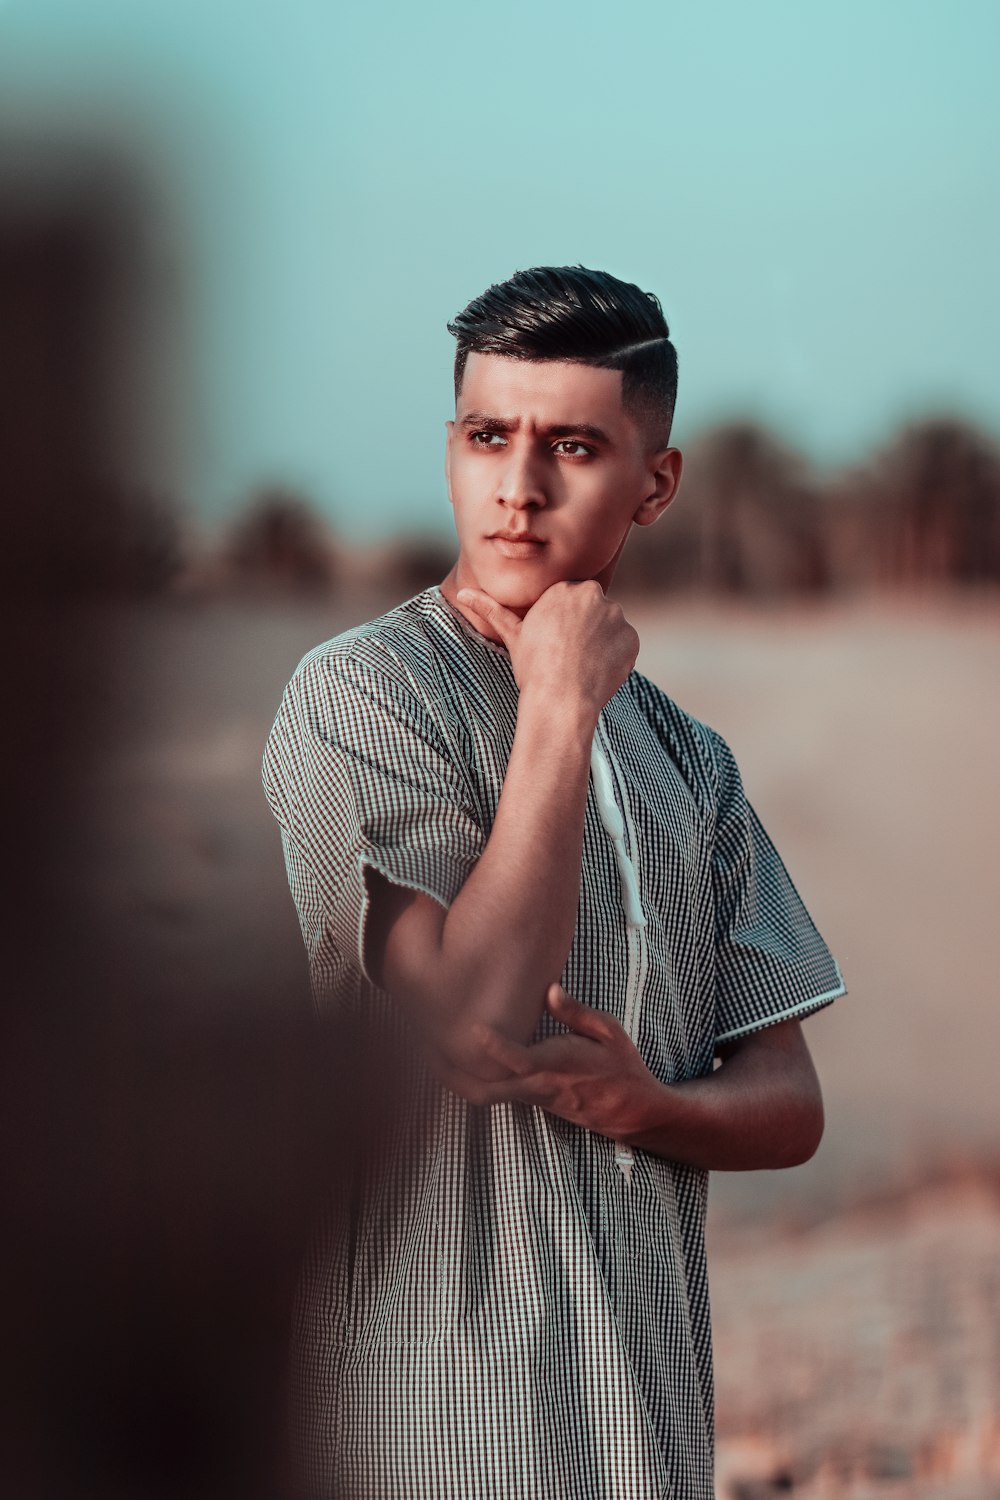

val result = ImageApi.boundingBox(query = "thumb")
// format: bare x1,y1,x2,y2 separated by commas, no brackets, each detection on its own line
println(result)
456,587,522,649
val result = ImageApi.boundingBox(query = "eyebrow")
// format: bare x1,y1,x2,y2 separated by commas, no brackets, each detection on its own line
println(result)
459,413,613,446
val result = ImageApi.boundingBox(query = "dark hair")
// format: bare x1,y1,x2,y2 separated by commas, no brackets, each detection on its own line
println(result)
447,265,678,448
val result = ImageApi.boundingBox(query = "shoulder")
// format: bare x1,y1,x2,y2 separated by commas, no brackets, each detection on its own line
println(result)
263,592,462,809
624,668,733,805
263,592,457,788
283,590,447,719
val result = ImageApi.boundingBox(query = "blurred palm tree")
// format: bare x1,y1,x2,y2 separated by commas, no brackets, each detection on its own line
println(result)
222,487,338,594
860,418,1000,587
374,535,457,596
619,421,830,598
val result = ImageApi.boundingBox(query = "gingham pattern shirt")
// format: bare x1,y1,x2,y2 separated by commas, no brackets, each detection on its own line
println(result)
262,584,846,1500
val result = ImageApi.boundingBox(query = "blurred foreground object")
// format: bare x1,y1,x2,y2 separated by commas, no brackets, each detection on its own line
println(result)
0,130,190,599
0,131,378,1500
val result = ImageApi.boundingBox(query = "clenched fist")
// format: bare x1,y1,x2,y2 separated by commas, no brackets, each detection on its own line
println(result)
457,579,639,724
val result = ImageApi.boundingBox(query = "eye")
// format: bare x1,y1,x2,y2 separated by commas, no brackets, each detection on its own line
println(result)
553,440,595,458
469,430,506,448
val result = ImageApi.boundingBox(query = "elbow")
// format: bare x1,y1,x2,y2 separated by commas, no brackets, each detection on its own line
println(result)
437,966,543,1062
438,1024,509,1084
428,999,541,1105
387,950,546,1099
778,1090,825,1168
422,1025,512,1108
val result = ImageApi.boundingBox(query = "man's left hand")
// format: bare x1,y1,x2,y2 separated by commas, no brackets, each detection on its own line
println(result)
443,983,663,1139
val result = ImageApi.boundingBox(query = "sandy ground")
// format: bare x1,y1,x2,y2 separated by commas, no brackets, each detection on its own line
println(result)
71,588,1000,1496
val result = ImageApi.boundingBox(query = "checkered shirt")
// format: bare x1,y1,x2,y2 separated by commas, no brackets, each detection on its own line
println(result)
261,584,846,1500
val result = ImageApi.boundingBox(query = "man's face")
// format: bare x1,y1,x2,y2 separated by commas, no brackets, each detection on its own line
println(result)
444,352,681,615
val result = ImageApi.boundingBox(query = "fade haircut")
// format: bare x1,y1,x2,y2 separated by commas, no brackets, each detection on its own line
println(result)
447,265,678,450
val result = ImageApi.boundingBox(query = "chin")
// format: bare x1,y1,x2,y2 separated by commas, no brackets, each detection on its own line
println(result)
480,574,551,615
462,555,542,608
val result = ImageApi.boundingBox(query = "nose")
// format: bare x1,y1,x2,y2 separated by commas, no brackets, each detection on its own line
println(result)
495,442,547,511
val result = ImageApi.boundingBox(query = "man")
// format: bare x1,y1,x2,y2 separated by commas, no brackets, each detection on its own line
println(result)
262,265,846,1499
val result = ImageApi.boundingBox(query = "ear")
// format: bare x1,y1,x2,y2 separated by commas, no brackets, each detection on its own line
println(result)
632,447,682,528
444,419,455,505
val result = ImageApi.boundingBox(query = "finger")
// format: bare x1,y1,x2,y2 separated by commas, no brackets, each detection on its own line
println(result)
441,1071,513,1108
470,1073,551,1109
546,984,619,1044
434,1058,546,1109
456,588,522,649
428,1049,518,1107
473,1022,535,1078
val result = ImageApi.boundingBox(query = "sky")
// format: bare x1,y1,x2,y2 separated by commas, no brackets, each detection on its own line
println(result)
1,0,998,541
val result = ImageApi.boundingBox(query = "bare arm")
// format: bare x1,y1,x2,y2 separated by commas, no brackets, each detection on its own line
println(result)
365,580,639,1078
625,1013,825,1169
465,986,825,1170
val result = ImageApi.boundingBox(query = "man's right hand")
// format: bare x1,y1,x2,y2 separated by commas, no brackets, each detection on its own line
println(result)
457,579,639,723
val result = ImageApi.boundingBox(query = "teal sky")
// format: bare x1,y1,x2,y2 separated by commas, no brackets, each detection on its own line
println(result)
2,0,998,540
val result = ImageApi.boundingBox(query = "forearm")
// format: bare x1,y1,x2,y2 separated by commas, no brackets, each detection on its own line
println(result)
442,690,594,1030
622,1039,825,1171
384,688,597,1061
375,578,641,1075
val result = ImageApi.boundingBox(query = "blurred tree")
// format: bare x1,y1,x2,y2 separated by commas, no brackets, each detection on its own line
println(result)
863,418,1000,587
223,488,337,594
618,422,830,598
375,535,457,596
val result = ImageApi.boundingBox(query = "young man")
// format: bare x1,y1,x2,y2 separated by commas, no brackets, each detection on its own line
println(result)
262,266,846,1500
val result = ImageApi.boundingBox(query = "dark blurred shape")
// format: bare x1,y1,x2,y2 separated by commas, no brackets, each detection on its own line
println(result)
840,417,1000,589
615,415,1000,600
374,533,458,594
0,130,188,599
68,483,187,595
617,421,831,598
688,423,830,596
220,488,338,595
0,130,368,1500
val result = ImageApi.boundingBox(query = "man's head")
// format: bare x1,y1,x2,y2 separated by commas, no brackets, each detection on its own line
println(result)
448,264,678,453
441,265,682,619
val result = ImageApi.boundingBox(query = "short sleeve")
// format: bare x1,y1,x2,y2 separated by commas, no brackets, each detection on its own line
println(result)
711,731,846,1045
262,647,486,989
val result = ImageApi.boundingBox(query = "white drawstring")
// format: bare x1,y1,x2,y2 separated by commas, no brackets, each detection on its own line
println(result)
589,739,646,932
590,733,646,1183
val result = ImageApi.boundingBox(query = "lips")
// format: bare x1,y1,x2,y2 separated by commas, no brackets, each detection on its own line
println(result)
486,533,547,561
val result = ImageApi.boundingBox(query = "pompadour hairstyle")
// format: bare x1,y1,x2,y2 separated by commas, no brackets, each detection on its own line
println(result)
447,265,678,448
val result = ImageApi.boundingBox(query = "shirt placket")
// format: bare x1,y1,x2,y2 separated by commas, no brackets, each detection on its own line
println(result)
590,714,649,1183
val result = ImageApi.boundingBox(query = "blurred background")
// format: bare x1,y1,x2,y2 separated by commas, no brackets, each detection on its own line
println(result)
2,1,998,1495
